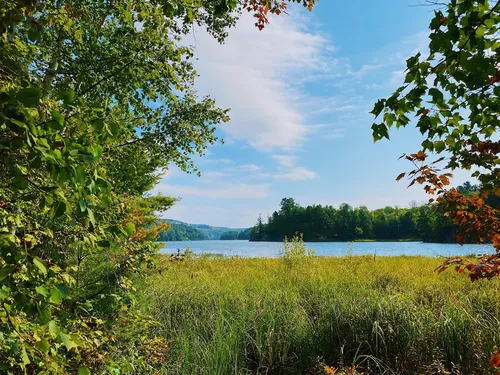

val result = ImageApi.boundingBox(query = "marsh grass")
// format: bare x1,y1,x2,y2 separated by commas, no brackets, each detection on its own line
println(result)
141,254,500,374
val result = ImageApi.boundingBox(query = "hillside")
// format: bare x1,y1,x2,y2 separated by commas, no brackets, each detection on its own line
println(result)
157,222,205,241
159,219,248,241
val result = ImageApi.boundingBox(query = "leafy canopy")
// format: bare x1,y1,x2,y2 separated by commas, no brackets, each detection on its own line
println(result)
0,0,318,373
372,1,500,369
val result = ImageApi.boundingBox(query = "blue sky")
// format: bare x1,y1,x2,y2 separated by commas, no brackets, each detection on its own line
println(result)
151,0,474,228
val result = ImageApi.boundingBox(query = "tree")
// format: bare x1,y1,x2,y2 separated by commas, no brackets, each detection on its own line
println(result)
0,0,319,373
372,0,500,278
371,0,500,370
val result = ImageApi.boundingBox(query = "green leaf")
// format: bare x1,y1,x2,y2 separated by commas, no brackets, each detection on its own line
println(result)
36,285,49,297
428,88,444,102
78,367,91,375
60,89,75,104
79,199,87,212
17,87,41,107
0,288,9,300
91,118,104,132
422,139,433,151
51,200,70,219
74,166,86,185
87,208,96,226
125,222,136,237
49,285,69,305
21,346,30,365
0,265,15,281
434,141,446,153
109,122,119,136
50,287,63,304
371,123,390,142
59,332,78,351
33,257,47,275
35,338,50,353
476,26,485,37
48,320,59,336
51,110,65,126
370,99,385,117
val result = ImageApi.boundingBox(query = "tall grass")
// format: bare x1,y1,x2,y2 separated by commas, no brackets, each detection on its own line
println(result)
141,254,500,374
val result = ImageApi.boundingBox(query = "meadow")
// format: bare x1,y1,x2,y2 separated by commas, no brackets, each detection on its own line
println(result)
142,251,500,375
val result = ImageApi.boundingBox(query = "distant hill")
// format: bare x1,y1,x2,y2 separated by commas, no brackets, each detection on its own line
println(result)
158,219,248,241
220,228,252,240
157,222,205,241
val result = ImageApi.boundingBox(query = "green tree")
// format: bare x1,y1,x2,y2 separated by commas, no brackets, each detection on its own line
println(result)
0,0,319,373
372,1,500,367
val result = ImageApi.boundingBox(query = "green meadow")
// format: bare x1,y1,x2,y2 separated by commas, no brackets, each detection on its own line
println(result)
141,254,500,374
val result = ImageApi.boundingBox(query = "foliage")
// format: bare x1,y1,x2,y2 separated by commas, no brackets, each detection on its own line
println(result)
158,223,206,241
144,255,500,374
279,233,315,277
220,228,251,240
372,0,500,367
371,0,500,275
0,0,320,373
220,230,240,240
249,196,476,243
237,227,252,240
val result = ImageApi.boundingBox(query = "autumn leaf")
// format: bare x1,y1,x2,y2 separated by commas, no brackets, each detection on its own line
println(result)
396,172,406,181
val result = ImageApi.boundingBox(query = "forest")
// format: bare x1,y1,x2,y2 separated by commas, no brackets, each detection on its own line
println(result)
250,183,500,243
157,222,205,241
220,228,252,240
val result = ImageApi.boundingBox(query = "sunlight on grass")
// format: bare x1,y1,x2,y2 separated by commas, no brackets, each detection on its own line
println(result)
141,254,500,374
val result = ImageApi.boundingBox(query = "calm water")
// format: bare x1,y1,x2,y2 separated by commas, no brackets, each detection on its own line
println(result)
159,240,495,258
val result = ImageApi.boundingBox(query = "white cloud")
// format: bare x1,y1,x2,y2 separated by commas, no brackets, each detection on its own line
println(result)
187,12,334,151
269,154,317,180
272,154,297,168
237,164,262,172
275,167,318,181
152,183,270,199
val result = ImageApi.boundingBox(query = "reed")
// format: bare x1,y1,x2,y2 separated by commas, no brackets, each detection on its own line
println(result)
141,254,500,374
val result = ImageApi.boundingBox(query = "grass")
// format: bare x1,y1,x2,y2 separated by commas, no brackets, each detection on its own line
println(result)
140,254,500,374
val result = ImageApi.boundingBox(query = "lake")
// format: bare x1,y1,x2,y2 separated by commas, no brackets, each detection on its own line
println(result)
159,240,495,258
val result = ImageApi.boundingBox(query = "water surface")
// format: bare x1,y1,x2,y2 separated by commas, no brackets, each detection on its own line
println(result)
159,240,494,258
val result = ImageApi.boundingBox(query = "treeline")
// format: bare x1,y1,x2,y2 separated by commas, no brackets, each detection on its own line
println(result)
220,228,251,240
158,223,205,241
250,198,457,242
250,182,500,243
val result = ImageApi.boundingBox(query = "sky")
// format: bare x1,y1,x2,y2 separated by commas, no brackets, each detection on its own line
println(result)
151,0,474,228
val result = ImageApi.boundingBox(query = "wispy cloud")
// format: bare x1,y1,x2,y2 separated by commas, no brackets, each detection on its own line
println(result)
272,154,297,168
225,163,262,172
152,183,270,199
271,154,317,181
275,167,318,181
187,12,335,152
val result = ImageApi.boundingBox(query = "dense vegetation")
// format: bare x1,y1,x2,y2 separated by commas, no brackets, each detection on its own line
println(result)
144,250,500,374
250,198,451,242
220,228,252,240
372,0,500,283
192,224,246,240
0,0,314,373
250,183,500,243
158,223,205,241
